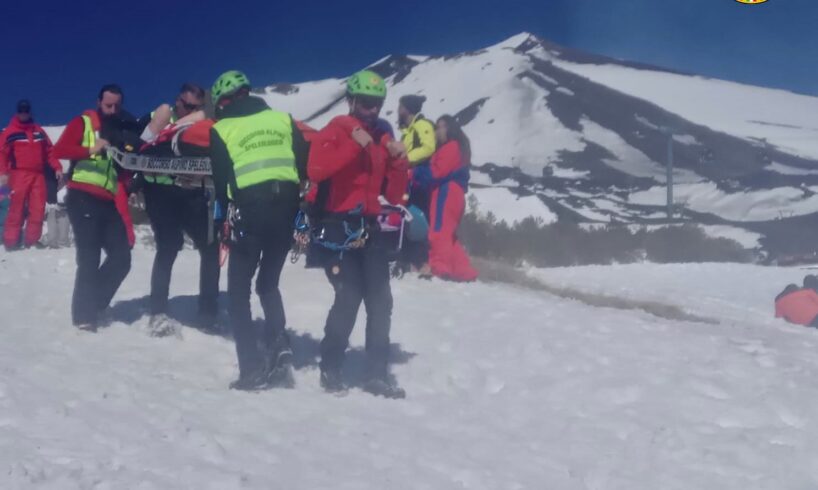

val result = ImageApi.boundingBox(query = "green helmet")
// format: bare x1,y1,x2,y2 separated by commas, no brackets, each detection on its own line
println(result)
212,70,251,105
346,70,387,98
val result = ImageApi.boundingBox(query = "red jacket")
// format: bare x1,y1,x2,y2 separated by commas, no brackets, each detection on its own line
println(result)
295,120,317,143
307,115,407,215
53,110,117,201
0,115,61,175
430,140,464,180
775,288,818,326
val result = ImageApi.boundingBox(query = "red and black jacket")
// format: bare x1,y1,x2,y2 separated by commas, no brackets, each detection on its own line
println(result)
0,115,61,175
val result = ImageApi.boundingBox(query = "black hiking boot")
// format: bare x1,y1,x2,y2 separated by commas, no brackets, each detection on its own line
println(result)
195,310,219,333
229,370,270,392
264,333,295,388
362,375,406,399
74,322,98,333
320,369,347,395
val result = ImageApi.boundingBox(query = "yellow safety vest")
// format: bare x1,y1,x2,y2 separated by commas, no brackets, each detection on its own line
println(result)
213,109,297,195
71,115,117,195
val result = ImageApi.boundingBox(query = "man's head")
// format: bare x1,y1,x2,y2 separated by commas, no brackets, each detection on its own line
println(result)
398,95,425,127
175,82,205,118
211,70,251,110
16,99,32,123
346,70,386,126
97,84,124,118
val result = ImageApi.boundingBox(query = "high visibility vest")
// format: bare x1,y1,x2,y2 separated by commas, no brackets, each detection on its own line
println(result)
213,109,297,195
144,108,179,186
71,115,117,195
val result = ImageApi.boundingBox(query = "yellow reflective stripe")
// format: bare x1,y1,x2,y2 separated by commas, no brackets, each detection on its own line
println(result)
233,158,295,177
81,115,95,150
74,161,110,175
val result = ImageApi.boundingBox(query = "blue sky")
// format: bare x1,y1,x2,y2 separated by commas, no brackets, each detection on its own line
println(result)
0,0,813,125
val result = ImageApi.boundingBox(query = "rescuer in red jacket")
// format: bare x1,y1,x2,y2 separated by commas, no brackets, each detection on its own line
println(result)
53,84,138,331
307,70,409,398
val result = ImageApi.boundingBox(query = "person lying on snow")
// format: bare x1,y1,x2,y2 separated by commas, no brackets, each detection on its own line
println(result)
775,275,818,327
136,84,215,191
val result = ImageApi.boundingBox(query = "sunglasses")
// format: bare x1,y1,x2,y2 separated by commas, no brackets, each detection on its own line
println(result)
355,97,383,110
17,107,30,114
178,98,202,111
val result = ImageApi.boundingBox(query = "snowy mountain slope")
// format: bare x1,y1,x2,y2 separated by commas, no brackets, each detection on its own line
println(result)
552,59,818,161
38,33,818,255
3,246,818,488
250,33,818,255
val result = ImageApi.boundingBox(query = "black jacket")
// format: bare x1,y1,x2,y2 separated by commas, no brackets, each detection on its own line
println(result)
100,110,142,152
210,96,308,212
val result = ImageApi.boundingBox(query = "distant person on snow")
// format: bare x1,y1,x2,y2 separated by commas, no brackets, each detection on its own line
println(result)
136,83,221,336
209,70,309,391
54,84,139,332
775,275,818,327
43,173,71,249
43,151,69,249
307,70,409,398
412,115,478,282
0,99,63,250
398,94,436,276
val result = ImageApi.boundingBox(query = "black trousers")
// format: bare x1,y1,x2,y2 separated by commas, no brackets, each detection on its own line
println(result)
320,229,393,378
228,195,298,375
144,184,220,316
66,189,132,326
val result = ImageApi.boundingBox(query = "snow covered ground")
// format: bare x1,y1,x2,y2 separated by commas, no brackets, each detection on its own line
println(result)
3,245,818,489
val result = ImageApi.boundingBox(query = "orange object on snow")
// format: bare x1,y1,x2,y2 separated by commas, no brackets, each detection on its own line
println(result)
775,288,818,326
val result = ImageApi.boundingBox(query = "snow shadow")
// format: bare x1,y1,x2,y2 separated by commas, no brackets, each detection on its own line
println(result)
108,294,417,385
106,295,151,325
288,331,416,388
474,258,722,325
107,294,231,336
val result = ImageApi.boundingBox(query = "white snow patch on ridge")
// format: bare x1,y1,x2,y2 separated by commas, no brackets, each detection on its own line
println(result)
469,187,557,224
555,60,818,159
630,182,818,221
766,161,818,176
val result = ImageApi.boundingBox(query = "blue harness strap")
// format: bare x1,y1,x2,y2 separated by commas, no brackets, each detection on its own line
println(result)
434,182,450,232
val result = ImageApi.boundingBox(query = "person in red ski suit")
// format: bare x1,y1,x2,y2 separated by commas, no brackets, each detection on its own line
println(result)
0,100,63,250
413,115,478,282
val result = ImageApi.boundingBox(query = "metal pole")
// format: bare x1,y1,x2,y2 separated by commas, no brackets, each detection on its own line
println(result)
667,135,674,220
